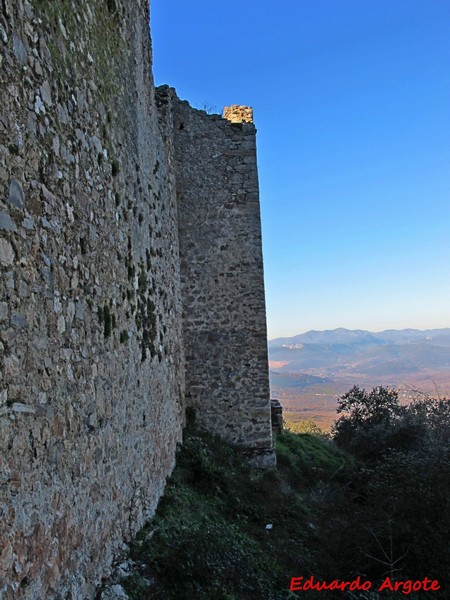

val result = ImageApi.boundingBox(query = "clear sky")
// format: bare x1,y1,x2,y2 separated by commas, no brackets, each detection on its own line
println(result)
150,0,450,339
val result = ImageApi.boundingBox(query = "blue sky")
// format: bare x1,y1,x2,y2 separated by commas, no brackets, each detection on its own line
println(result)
151,0,450,339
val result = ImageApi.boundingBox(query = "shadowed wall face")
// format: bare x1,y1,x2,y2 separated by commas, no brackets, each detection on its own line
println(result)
165,91,274,467
0,1,185,598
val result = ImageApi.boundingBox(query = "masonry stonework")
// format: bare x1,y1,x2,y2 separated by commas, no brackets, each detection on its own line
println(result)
223,105,254,124
157,88,274,466
0,1,273,597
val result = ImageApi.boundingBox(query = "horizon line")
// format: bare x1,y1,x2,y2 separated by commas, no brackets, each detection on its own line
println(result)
269,325,450,341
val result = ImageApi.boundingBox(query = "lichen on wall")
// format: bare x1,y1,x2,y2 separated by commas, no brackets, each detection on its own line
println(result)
0,1,184,598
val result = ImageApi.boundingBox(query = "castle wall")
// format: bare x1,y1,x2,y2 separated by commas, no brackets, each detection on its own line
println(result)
0,1,274,597
0,1,184,598
161,90,274,466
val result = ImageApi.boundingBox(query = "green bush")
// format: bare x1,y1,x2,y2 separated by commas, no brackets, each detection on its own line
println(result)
124,429,327,599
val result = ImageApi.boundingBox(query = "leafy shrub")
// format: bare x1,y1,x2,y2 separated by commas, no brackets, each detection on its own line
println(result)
330,386,450,588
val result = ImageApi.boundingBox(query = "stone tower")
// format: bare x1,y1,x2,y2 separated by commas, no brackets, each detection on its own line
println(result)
158,88,275,468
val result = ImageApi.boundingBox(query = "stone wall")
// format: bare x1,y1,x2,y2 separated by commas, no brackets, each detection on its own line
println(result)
158,88,274,466
0,1,184,598
223,105,254,124
0,1,274,597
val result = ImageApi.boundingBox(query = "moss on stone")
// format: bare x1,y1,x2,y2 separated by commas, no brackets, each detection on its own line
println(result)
103,304,112,337
111,159,120,177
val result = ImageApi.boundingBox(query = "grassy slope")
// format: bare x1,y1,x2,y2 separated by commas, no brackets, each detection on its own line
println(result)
122,427,358,600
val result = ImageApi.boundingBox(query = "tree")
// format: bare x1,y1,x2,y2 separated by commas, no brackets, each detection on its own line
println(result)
332,386,402,459
336,385,401,426
330,388,450,587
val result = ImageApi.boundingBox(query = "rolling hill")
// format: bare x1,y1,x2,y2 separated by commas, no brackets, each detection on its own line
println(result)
269,328,450,430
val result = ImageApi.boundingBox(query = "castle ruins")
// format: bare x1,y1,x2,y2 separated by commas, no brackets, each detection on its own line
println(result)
0,1,273,597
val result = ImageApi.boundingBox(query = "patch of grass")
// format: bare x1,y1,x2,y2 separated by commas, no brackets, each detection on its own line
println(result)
276,430,353,485
123,428,356,599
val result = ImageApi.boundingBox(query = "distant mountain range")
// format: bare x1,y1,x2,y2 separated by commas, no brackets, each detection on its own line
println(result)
269,328,450,377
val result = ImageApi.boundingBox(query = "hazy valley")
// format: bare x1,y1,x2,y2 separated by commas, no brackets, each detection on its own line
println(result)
269,327,450,430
